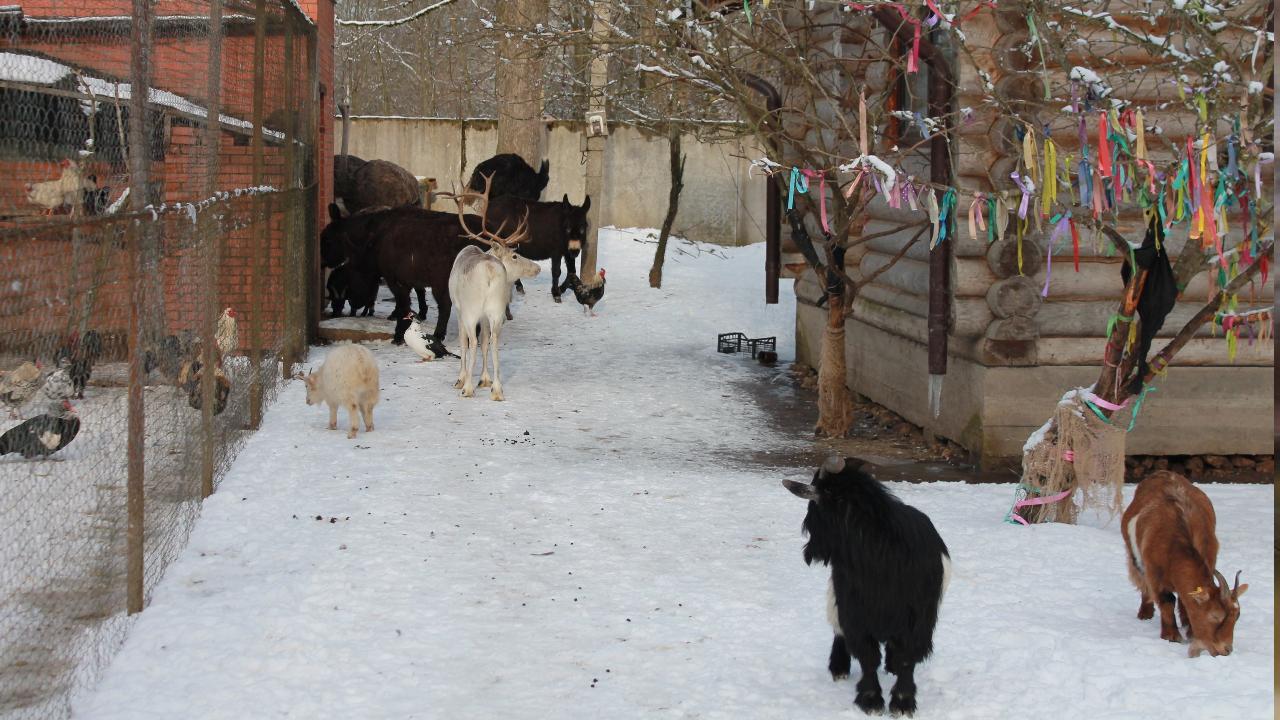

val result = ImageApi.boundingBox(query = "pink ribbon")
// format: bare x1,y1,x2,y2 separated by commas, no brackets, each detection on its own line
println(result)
1084,392,1128,411
802,169,830,234
1010,489,1073,526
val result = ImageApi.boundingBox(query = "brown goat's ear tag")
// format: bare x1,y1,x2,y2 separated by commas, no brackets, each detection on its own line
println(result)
1186,586,1208,602
782,479,819,501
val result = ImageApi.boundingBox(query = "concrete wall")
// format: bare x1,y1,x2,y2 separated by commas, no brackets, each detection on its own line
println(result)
343,118,769,247
795,272,1275,463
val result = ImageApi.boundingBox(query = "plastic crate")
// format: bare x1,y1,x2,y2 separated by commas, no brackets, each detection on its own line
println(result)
717,332,776,359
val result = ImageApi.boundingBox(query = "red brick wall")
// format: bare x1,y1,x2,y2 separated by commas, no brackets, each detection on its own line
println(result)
0,0,332,350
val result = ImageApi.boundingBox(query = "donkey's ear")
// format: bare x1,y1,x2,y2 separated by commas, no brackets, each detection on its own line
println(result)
782,479,819,501
581,195,591,213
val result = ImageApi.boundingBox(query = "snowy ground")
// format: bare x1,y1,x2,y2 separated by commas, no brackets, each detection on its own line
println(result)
74,230,1273,719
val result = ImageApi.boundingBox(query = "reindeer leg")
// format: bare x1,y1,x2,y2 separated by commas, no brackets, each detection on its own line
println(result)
477,322,492,388
489,318,504,401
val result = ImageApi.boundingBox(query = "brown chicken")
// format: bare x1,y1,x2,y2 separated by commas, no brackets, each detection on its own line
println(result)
1,361,43,418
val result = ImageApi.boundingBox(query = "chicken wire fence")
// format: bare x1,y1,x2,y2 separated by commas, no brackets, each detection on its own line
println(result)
0,1,318,717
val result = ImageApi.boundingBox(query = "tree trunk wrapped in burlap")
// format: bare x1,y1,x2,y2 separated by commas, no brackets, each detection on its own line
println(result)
1017,390,1126,524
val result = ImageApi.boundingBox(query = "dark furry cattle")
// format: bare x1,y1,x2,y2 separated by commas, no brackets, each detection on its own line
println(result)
334,156,421,213
483,194,591,302
467,153,550,201
783,457,950,717
334,154,367,203
321,204,427,319
347,159,421,212
324,205,488,346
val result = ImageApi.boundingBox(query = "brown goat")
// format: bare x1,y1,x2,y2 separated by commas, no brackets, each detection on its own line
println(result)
1120,471,1248,657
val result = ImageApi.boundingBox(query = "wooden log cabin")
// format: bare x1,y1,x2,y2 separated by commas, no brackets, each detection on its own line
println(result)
785,1,1273,466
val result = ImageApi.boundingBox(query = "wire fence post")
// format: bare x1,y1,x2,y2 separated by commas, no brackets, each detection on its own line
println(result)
247,0,268,430
282,13,299,380
201,0,225,500
306,28,321,345
125,0,154,617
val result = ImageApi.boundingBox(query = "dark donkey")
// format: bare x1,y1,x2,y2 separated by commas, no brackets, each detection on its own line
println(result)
483,194,591,302
335,207,484,347
321,204,428,320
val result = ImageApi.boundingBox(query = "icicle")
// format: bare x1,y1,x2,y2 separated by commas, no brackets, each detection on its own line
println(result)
928,373,943,419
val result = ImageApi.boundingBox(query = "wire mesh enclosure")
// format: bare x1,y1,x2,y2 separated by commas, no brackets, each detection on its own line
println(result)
0,1,319,717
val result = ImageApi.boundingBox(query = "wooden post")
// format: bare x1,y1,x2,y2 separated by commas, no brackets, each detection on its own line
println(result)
578,0,609,287
248,0,266,430
282,13,298,379
200,0,223,500
125,0,153,616
305,28,321,345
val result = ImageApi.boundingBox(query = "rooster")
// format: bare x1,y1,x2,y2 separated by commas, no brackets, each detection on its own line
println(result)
216,308,238,359
1,361,43,418
0,399,80,458
562,268,606,316
144,334,186,382
54,330,103,399
25,159,92,215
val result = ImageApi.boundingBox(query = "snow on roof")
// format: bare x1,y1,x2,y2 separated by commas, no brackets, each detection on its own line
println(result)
0,51,284,142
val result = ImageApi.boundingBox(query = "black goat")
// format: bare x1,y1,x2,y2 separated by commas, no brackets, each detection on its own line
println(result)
483,194,590,302
783,457,950,717
467,153,550,201
322,204,427,319
326,264,379,318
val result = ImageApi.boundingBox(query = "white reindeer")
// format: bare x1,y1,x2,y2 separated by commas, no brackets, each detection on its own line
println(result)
446,175,541,401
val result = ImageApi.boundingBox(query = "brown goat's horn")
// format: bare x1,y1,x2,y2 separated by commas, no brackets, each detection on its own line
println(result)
1213,570,1230,601
1232,570,1242,593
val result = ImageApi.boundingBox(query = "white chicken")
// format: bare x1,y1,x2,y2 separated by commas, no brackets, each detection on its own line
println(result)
25,159,92,216
38,366,76,404
215,308,238,359
403,313,436,362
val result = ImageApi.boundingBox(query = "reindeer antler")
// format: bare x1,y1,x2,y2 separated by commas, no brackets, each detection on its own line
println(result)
444,172,530,248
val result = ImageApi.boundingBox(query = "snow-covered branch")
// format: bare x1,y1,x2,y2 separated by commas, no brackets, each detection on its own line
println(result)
337,0,458,28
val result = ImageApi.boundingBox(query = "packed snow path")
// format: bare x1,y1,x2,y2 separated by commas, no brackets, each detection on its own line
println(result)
77,231,1273,719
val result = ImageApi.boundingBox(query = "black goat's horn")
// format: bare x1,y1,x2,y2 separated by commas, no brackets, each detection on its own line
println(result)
821,456,846,475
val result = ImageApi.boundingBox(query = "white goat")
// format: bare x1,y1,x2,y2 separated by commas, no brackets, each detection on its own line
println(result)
445,174,540,401
296,343,379,438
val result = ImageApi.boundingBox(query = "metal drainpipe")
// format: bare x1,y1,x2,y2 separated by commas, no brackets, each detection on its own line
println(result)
925,30,952,382
871,8,954,383
741,73,782,305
